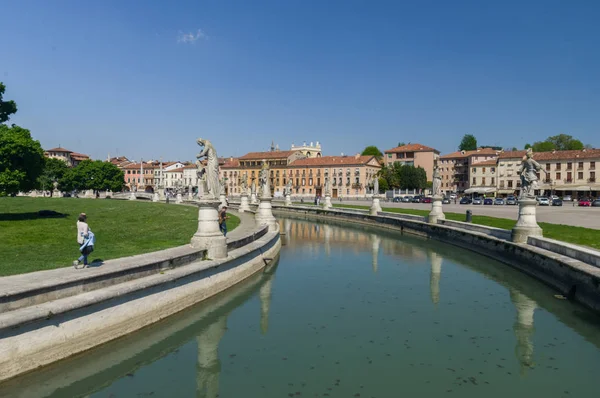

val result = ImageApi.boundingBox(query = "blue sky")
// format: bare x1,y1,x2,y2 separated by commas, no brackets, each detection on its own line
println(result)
2,0,599,161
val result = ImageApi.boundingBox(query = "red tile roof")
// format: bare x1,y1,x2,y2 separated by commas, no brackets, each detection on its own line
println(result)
440,148,500,159
46,147,72,153
384,143,439,154
70,152,90,160
289,155,380,167
166,167,184,173
221,158,240,168
238,150,297,160
499,149,600,161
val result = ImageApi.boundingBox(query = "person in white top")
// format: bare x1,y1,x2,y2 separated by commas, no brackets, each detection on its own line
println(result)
74,213,91,268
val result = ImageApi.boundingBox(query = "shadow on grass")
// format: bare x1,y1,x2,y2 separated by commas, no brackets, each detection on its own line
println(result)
87,259,105,268
0,210,70,221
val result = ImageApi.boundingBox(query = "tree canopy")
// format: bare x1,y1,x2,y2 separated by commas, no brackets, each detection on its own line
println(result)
0,124,45,195
378,163,427,191
37,157,69,194
361,146,383,160
0,82,18,124
59,160,124,193
459,134,478,151
397,142,406,147
524,134,586,152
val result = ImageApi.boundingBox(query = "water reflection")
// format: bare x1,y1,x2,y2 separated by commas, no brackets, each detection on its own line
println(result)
429,252,442,305
370,233,380,273
510,289,537,375
196,315,227,398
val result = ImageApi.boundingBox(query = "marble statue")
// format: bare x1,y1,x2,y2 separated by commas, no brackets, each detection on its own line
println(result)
251,179,257,196
197,163,209,196
219,178,226,195
259,160,270,197
196,138,220,200
373,177,379,195
432,164,442,197
324,178,331,196
518,148,545,199
284,179,293,196
240,173,248,195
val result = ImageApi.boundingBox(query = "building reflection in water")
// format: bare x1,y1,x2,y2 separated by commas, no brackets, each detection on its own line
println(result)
509,288,537,375
429,252,442,305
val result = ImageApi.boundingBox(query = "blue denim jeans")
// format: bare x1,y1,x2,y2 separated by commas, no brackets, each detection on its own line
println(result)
78,245,92,265
219,222,227,236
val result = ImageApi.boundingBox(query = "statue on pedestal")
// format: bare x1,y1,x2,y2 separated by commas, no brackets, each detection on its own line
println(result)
251,179,257,196
324,178,331,196
284,179,293,196
239,173,248,195
373,177,379,195
259,160,270,197
432,164,442,197
196,138,220,200
518,148,545,199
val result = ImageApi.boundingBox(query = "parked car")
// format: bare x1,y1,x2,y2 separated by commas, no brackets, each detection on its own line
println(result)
460,197,472,205
506,196,518,205
494,198,505,205
562,195,572,201
422,197,432,204
483,198,493,205
402,196,412,202
592,199,600,207
449,193,457,200
472,197,483,205
537,197,550,206
442,197,451,204
412,195,423,203
552,198,563,206
392,197,401,202
578,198,592,207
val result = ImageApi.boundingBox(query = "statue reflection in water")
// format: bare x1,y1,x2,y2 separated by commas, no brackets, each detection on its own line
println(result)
509,288,538,375
429,252,442,305
196,272,275,397
370,234,381,273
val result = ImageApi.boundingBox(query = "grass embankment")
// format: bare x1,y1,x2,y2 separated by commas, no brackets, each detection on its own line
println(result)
0,198,240,276
330,204,600,250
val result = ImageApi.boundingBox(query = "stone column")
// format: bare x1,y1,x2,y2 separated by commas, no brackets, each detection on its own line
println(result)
369,194,382,215
430,252,442,305
219,193,227,208
176,193,183,204
428,195,445,223
159,188,166,200
284,194,292,206
239,193,251,212
323,194,332,209
188,186,194,201
152,192,159,202
191,199,227,259
511,198,542,243
255,193,277,230
250,192,258,205
196,315,227,398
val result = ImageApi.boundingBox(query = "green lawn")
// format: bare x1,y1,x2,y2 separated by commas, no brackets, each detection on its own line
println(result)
0,198,239,276
330,204,600,250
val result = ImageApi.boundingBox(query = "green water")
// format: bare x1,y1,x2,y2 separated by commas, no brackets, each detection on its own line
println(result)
2,216,600,398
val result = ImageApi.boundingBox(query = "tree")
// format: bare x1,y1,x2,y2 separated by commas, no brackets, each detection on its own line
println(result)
546,134,584,150
0,82,18,124
0,124,45,195
37,157,69,195
397,142,406,147
459,134,477,151
524,143,531,149
398,165,427,190
531,141,556,152
361,146,383,161
59,160,124,193
378,164,400,189
377,177,389,193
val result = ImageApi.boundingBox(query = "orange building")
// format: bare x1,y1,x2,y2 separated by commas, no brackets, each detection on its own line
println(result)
383,143,440,181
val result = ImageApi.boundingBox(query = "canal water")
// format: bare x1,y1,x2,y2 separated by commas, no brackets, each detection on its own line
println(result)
1,216,600,398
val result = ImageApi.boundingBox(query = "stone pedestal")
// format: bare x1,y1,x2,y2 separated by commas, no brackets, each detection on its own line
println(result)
85,190,93,199
159,188,165,200
369,195,382,215
428,195,446,224
152,192,159,202
255,195,277,230
219,194,227,208
176,193,183,204
284,194,292,206
323,195,332,209
190,199,227,259
239,194,251,212
52,190,62,198
250,193,258,205
129,191,136,200
512,198,543,243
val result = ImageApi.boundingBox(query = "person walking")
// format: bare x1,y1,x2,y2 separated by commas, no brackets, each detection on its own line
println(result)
73,213,95,268
219,205,230,237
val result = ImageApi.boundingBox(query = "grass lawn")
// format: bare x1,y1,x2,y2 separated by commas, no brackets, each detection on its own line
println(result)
330,204,600,250
0,198,240,276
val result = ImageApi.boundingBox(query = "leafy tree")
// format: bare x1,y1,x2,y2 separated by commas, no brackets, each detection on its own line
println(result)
378,164,400,189
361,145,383,160
524,143,531,149
0,124,45,195
531,141,556,152
398,165,427,190
377,177,389,193
59,160,124,193
547,134,584,150
0,82,18,124
459,134,477,151
37,157,69,195
397,142,406,147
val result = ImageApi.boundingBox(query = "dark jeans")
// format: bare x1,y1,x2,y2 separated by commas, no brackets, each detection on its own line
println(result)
78,244,93,265
219,222,227,236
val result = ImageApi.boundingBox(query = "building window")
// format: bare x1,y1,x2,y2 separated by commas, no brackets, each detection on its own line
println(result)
590,161,596,170
556,163,561,170
472,168,476,174
508,180,513,188
491,177,495,185
578,162,584,170
482,177,486,185
546,163,551,171
567,162,572,170
556,172,561,180
482,168,486,173
578,172,583,180
491,167,495,173
309,178,313,186
590,171,596,182
472,177,476,185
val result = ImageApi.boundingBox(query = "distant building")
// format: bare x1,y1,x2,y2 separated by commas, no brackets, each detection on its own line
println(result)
289,141,322,158
383,143,440,181
438,148,501,195
45,147,90,167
